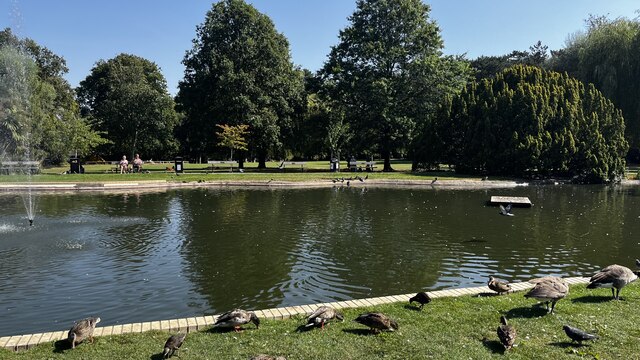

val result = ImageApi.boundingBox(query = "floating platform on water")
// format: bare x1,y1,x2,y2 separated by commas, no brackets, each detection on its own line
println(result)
488,196,532,207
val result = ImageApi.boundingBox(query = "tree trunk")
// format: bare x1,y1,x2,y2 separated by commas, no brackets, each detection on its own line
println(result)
238,150,245,169
383,150,394,172
257,150,267,169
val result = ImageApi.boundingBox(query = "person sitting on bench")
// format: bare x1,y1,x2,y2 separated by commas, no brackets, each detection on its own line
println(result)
132,154,143,173
119,155,129,174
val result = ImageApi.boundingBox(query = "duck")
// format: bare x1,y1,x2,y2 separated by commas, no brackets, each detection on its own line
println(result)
163,333,186,359
67,317,101,349
213,309,260,332
488,276,512,295
524,277,569,313
562,325,598,344
250,355,286,360
497,316,516,350
305,306,344,329
499,204,514,216
409,292,431,309
587,264,638,300
354,312,398,334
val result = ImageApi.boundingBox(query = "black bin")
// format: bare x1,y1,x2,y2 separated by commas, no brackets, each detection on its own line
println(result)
69,157,81,174
174,156,184,173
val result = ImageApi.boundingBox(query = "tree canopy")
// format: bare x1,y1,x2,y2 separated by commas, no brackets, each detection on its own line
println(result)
414,65,628,183
176,0,304,167
77,53,179,160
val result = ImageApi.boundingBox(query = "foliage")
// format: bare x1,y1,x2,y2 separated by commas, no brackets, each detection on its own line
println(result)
322,0,470,171
76,53,179,160
215,123,249,160
176,0,304,167
415,65,628,183
471,40,550,80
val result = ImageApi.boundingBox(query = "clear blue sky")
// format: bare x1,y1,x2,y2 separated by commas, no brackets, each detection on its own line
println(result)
2,1,638,95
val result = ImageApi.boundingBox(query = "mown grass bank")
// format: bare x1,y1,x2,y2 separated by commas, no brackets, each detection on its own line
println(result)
2,284,639,359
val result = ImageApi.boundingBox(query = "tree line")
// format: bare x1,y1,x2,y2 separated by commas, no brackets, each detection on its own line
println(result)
0,0,635,183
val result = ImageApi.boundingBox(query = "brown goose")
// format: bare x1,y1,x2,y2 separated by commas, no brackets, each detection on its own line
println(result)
67,317,100,349
524,277,569,313
497,316,516,350
587,264,638,300
305,306,344,329
163,333,186,359
409,292,431,309
214,309,260,332
354,312,398,334
488,276,512,295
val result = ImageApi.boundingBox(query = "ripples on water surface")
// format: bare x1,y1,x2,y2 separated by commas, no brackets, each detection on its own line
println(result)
1,185,639,336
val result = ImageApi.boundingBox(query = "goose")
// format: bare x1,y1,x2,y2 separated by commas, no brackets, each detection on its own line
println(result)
497,316,516,350
635,258,640,268
562,325,598,344
214,309,260,332
67,317,100,349
587,264,638,300
409,292,431,309
163,333,186,359
488,276,512,295
499,204,514,216
250,355,286,360
431,177,438,185
305,306,344,329
354,312,398,334
524,277,569,313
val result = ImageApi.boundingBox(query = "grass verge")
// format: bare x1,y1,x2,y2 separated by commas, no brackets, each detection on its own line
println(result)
2,284,639,359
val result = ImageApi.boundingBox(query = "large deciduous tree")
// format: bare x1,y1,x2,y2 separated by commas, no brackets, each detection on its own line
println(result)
77,54,179,160
322,0,470,171
176,0,304,168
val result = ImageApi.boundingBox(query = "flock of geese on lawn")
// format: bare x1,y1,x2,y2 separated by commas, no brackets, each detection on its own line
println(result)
62,261,639,358
331,174,368,186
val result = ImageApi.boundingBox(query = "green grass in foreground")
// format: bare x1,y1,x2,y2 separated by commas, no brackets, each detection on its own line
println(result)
2,284,639,359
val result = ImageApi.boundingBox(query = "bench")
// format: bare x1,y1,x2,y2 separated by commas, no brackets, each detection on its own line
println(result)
279,161,306,171
0,161,41,175
208,160,238,172
348,161,377,172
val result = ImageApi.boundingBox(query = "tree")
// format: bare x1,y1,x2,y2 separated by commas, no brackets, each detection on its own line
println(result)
322,0,470,171
471,41,549,80
216,123,248,161
176,0,304,168
77,53,179,160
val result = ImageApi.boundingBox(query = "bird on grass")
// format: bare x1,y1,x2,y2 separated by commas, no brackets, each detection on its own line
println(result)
563,325,598,345
213,309,260,332
499,204,514,216
431,177,438,185
305,306,344,329
354,313,398,334
497,316,516,350
488,276,512,295
409,292,431,309
587,264,638,300
250,355,286,360
524,277,569,314
67,317,100,349
162,333,186,359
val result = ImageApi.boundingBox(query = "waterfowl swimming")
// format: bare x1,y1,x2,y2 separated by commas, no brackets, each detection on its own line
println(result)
499,204,514,216
497,316,516,350
354,312,398,334
250,355,286,360
67,317,100,349
213,309,260,332
163,333,186,359
524,277,569,313
562,325,598,344
305,306,343,329
587,264,638,300
409,292,431,309
636,258,640,268
488,276,512,295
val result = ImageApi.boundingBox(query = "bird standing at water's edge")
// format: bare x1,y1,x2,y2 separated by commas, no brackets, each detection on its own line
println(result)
163,333,186,359
213,309,260,332
409,292,431,309
354,312,398,334
587,264,638,300
524,277,569,313
488,276,512,295
67,317,100,349
305,306,344,329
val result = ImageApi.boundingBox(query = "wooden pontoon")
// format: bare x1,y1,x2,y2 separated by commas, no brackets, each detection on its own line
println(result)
488,196,532,207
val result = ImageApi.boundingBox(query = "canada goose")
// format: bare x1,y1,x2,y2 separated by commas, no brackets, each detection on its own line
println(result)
431,177,438,185
354,313,398,334
214,309,260,332
562,325,598,344
488,276,512,295
499,204,514,216
163,333,186,359
497,316,516,350
305,306,344,329
524,277,569,313
587,264,638,300
409,292,431,309
67,317,100,349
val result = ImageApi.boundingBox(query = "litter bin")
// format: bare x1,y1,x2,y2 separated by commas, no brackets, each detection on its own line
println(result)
69,157,81,174
330,158,340,172
174,156,184,173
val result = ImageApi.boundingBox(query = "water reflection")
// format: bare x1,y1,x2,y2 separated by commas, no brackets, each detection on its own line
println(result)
0,185,639,336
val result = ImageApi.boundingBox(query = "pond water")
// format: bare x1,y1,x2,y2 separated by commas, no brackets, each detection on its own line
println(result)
1,185,639,336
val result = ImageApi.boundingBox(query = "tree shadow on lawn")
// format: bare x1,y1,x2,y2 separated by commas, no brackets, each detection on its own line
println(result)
571,295,613,304
504,305,549,319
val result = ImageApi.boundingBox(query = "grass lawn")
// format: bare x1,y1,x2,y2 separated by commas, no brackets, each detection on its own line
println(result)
2,284,639,359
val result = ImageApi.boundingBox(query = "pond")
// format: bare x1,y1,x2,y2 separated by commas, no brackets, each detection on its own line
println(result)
1,185,639,336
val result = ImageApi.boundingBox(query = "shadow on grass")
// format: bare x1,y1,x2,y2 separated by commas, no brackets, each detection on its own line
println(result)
481,338,505,355
52,340,71,353
475,292,499,298
403,304,424,312
505,305,548,319
342,328,374,336
149,353,165,360
548,341,587,348
295,324,314,333
571,295,612,304
208,326,257,334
